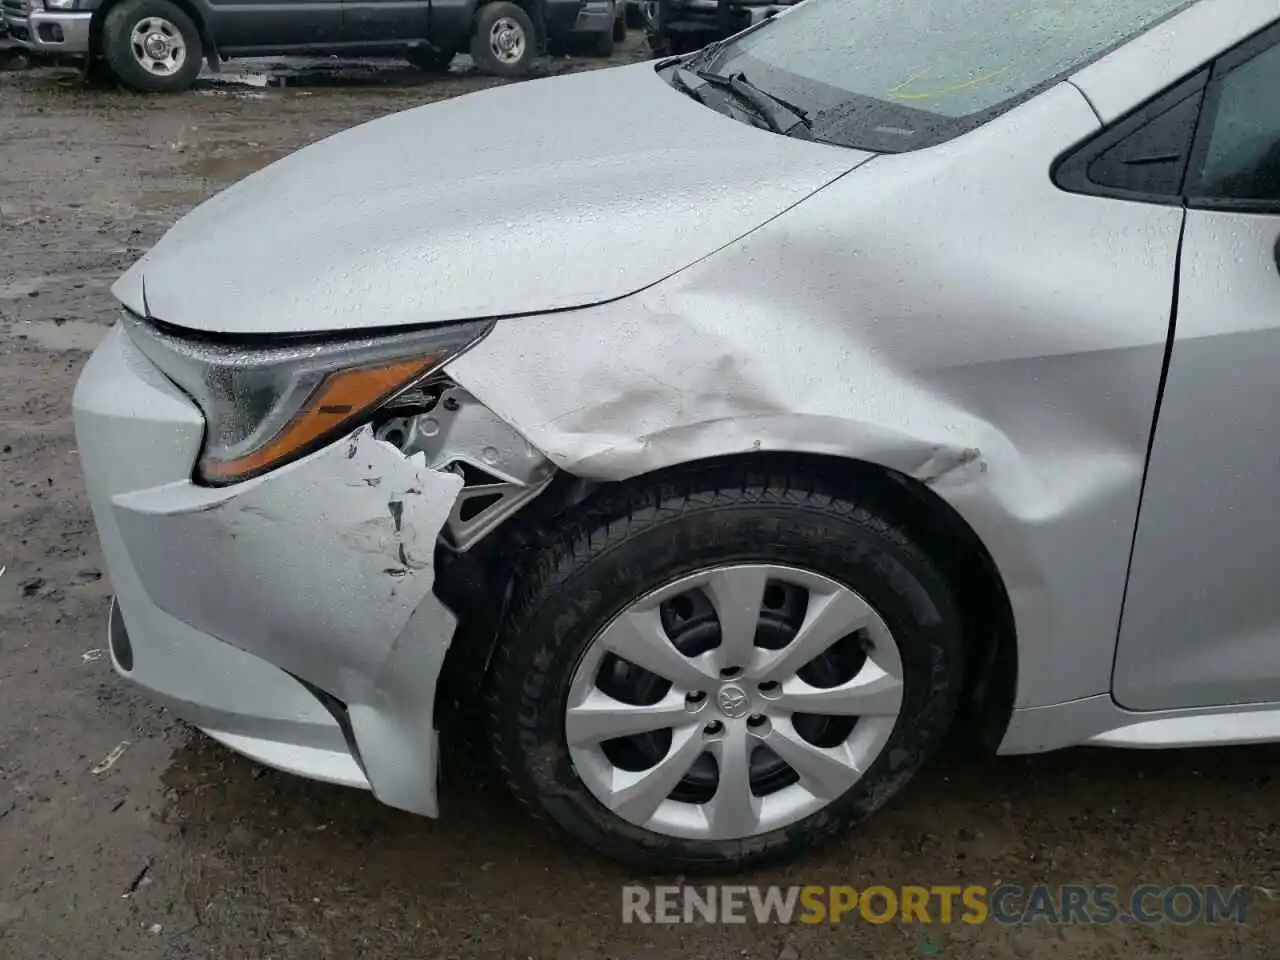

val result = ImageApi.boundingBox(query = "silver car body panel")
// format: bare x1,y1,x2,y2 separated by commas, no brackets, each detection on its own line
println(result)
1114,209,1280,711
452,81,1179,711
73,326,464,816
1070,0,1278,122
110,62,870,336
998,696,1280,753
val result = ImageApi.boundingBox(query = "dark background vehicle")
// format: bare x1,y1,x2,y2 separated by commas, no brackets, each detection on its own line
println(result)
643,0,792,55
2,0,625,91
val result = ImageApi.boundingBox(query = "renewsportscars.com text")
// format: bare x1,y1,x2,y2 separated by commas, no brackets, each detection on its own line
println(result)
621,884,1252,926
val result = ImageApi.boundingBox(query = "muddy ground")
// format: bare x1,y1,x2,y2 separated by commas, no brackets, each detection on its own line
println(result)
1,39,1278,960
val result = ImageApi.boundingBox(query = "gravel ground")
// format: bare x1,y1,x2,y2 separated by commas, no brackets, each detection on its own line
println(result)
1,40,1279,960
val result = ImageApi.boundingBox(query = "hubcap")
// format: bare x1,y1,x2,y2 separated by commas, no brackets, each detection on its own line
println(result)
565,564,904,841
129,17,186,76
489,17,526,64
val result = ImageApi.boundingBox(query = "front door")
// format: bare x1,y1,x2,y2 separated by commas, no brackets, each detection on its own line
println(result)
205,0,344,50
342,0,431,43
1115,22,1280,711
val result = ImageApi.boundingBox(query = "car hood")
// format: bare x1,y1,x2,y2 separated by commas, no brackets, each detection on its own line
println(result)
112,62,870,337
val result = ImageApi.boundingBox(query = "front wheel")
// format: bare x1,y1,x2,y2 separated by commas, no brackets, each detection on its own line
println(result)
486,461,966,871
102,0,203,93
470,1,538,77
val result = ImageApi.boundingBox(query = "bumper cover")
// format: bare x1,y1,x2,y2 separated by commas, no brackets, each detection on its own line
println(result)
6,10,91,53
74,325,465,816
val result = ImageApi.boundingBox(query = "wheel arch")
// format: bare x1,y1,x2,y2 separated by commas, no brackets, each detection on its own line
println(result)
435,450,1018,754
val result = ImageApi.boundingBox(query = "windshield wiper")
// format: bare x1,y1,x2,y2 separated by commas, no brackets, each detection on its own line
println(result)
668,64,714,105
692,69,813,139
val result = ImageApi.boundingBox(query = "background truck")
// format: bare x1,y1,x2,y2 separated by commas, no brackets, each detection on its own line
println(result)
1,0,626,91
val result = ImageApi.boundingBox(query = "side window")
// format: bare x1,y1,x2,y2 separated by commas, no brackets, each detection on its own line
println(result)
1187,37,1280,207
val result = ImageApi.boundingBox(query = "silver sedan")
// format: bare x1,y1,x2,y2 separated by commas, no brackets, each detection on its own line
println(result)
73,0,1280,870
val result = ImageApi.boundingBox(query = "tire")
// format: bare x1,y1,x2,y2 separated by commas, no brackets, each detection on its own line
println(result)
486,460,965,871
406,46,455,73
591,23,616,57
102,0,203,93
645,23,670,57
612,3,628,42
469,1,537,77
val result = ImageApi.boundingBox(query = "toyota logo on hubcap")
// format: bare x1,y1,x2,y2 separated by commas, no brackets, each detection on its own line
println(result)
717,684,750,719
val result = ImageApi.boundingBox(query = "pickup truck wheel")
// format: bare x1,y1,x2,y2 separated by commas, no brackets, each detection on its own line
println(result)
406,46,455,73
591,24,616,56
645,30,670,57
102,0,203,93
470,2,537,77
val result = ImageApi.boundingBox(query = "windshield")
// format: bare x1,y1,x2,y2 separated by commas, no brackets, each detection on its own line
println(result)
701,0,1199,151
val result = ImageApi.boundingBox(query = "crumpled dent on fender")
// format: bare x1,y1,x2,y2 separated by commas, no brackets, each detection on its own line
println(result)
110,425,463,815
448,83,1180,713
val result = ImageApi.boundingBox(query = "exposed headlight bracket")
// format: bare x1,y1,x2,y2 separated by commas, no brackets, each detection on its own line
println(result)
375,385,554,552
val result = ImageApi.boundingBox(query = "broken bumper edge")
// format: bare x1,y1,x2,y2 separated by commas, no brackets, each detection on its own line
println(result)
75,324,465,818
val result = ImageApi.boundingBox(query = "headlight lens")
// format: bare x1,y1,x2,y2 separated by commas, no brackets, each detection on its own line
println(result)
124,314,494,486
42,0,79,10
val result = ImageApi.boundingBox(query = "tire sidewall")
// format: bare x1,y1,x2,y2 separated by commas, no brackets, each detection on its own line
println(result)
470,2,537,77
491,492,964,870
103,0,203,93
592,24,615,56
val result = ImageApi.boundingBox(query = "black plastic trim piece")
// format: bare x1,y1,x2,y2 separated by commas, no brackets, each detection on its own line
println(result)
1052,68,1209,205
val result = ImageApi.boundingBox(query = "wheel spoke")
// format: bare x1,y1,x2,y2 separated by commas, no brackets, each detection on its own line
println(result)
565,689,693,746
607,725,705,825
566,564,906,840
763,718,861,800
702,566,768,674
754,587,873,682
775,661,903,717
707,725,762,837
596,607,713,689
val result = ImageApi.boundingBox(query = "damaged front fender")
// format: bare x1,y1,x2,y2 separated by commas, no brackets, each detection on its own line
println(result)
448,84,1183,713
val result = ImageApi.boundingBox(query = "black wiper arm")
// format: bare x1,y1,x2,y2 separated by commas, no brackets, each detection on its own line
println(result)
667,64,711,104
693,69,813,138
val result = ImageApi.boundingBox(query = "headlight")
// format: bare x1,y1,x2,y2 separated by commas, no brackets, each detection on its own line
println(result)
124,314,494,486
42,0,79,10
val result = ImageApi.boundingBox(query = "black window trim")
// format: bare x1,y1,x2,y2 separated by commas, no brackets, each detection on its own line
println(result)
1052,16,1280,214
1184,19,1280,216
1051,69,1209,206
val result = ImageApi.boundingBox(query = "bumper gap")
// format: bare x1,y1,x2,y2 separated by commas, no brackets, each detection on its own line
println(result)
291,675,368,778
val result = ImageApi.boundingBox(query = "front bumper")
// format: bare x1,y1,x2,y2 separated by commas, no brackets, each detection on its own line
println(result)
4,10,92,53
73,324,466,816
